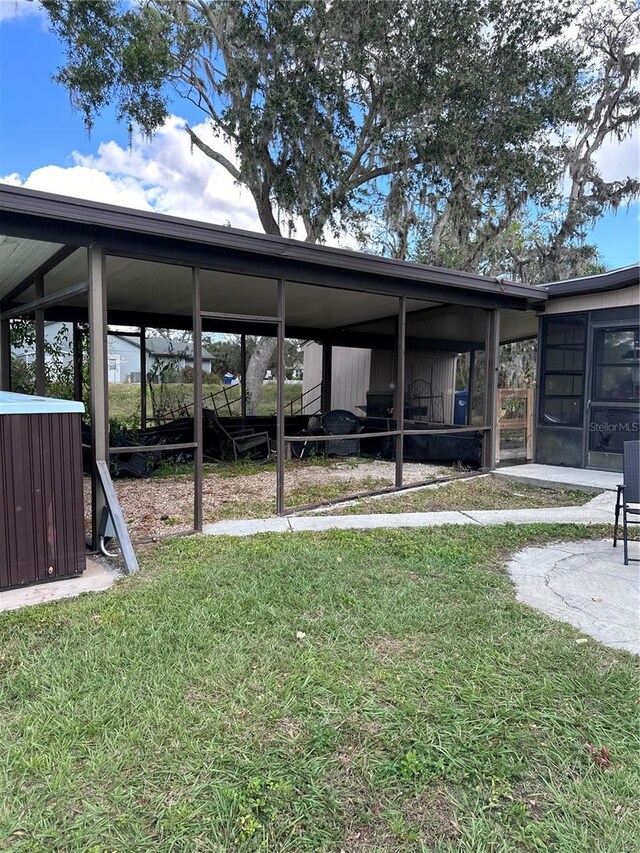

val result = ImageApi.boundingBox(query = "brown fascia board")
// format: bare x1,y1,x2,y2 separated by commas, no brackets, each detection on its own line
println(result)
0,184,546,305
541,264,640,297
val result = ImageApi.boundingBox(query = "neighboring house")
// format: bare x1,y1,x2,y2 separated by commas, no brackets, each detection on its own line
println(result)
110,334,214,383
13,322,213,383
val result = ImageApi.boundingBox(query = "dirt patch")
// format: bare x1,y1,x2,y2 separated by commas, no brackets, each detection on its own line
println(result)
84,459,450,541
401,790,461,846
341,819,400,852
366,636,415,662
275,717,306,739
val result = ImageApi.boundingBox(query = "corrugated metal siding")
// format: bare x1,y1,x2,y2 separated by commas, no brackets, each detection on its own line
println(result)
331,348,371,413
301,343,372,414
301,342,323,413
370,350,457,422
0,412,85,589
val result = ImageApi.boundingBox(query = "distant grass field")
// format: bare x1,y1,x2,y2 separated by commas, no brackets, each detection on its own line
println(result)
108,381,304,423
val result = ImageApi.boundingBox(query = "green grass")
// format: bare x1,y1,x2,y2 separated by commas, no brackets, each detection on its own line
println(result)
329,476,591,515
108,382,304,423
1,525,638,851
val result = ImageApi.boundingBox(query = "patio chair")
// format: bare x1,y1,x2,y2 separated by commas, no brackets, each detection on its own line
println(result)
203,409,272,461
613,440,639,565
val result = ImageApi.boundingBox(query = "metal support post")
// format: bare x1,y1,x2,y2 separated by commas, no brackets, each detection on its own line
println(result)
395,296,406,488
140,325,147,429
276,279,286,515
192,269,203,532
72,322,84,402
321,343,332,412
483,309,501,469
88,244,109,550
35,274,45,396
0,319,11,391
240,333,247,418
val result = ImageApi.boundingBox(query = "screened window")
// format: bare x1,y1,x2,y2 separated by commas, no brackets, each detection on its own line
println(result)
593,327,639,402
539,315,587,427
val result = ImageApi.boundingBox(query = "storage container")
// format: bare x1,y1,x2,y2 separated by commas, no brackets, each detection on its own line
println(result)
0,392,85,590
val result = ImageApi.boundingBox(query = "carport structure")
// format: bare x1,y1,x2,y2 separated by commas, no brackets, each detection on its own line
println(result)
0,185,545,550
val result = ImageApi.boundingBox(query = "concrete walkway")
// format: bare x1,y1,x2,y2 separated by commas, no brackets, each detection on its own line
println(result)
0,558,119,612
507,539,639,654
494,463,620,493
202,490,616,537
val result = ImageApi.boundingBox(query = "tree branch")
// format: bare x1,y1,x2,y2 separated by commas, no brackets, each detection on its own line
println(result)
185,125,241,181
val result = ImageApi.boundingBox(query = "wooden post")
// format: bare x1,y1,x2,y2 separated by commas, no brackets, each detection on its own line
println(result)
276,279,286,515
467,348,476,426
395,296,406,488
72,322,84,402
192,269,203,532
482,309,500,470
240,333,247,418
0,318,10,391
34,274,45,396
321,343,332,412
88,244,109,550
140,325,147,429
526,386,534,460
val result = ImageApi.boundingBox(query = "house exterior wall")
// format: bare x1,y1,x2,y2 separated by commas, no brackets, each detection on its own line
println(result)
370,350,457,423
301,342,457,421
301,343,371,414
109,336,142,383
535,289,639,472
543,284,638,316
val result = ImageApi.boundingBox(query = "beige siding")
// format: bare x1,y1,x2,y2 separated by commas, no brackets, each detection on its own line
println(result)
545,284,639,315
330,347,371,413
301,343,371,414
370,350,457,422
303,343,457,420
301,341,323,413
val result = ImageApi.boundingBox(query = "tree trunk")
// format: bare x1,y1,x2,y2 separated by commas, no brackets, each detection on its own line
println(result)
244,336,277,415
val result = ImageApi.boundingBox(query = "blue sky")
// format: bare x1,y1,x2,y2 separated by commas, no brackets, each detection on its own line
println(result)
1,0,638,271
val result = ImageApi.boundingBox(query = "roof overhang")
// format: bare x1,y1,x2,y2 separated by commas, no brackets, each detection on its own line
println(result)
0,185,546,349
540,264,639,298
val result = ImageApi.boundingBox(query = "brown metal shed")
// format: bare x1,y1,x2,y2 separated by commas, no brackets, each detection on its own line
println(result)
0,392,85,590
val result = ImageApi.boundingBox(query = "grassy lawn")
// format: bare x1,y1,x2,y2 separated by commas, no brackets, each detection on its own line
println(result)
109,382,303,422
328,476,591,516
1,524,638,851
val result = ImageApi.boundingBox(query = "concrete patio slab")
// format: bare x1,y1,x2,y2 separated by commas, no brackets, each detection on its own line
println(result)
494,464,620,493
507,539,639,654
464,496,614,526
0,558,119,612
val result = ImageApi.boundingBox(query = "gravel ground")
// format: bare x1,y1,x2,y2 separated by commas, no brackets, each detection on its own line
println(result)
84,459,451,541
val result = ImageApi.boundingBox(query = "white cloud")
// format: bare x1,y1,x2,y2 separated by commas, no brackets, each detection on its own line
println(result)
0,114,367,250
0,0,43,23
2,116,264,232
594,129,640,183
